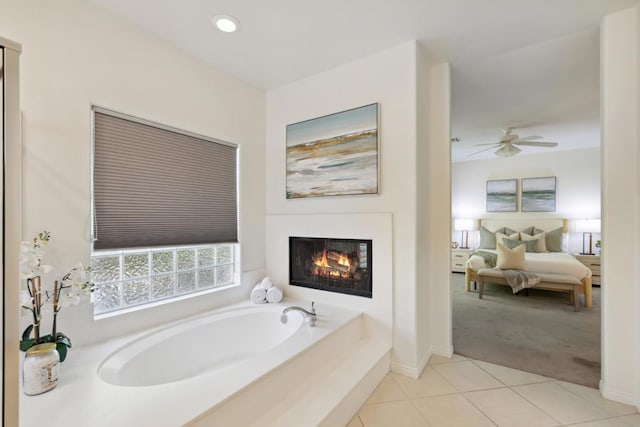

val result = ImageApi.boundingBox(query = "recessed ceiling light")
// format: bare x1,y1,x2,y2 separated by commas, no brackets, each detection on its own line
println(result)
212,15,240,33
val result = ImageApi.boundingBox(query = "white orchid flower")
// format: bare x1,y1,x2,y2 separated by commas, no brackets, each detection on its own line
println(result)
58,291,81,308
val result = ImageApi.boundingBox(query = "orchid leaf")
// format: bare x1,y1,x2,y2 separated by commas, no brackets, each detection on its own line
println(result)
55,342,68,362
56,333,72,349
21,325,33,341
39,334,53,343
19,339,34,351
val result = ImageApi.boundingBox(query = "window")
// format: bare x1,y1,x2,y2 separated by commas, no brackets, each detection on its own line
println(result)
91,108,239,315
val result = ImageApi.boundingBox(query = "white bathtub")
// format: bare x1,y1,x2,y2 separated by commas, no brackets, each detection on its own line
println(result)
99,305,304,386
21,300,364,427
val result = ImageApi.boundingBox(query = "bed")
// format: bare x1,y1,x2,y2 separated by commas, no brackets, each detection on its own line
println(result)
464,219,593,308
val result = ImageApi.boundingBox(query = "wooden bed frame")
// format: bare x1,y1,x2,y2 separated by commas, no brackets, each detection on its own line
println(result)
463,218,593,308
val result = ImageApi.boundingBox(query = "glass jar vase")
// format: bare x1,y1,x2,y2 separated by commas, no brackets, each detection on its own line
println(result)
23,343,60,395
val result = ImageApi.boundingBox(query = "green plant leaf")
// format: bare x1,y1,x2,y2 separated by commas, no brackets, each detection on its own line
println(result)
55,342,68,363
19,339,34,351
21,325,33,341
56,333,72,349
39,334,53,343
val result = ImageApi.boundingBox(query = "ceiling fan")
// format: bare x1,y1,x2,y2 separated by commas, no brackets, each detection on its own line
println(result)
468,128,559,158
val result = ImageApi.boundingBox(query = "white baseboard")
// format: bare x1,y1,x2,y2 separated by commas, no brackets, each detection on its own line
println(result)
391,360,421,379
430,344,454,358
391,344,454,379
600,380,639,407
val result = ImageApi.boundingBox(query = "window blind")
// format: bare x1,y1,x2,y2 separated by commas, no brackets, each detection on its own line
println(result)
92,108,238,250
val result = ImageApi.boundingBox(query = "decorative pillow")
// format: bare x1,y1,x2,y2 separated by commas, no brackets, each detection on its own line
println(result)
521,226,544,236
520,226,535,235
545,227,563,252
496,242,526,270
495,232,519,246
520,231,547,252
497,227,517,235
503,238,538,253
478,227,497,249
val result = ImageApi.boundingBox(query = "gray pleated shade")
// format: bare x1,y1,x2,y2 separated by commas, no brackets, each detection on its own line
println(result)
93,109,238,250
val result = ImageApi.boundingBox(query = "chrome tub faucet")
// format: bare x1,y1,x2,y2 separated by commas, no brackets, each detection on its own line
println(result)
281,302,317,326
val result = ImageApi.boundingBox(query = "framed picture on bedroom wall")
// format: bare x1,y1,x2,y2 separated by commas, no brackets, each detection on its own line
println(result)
486,179,517,212
521,176,557,212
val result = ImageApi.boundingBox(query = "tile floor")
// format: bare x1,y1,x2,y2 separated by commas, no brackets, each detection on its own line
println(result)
348,354,639,427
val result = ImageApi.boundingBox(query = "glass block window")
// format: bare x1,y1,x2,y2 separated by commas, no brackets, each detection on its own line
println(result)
91,108,240,317
91,244,237,315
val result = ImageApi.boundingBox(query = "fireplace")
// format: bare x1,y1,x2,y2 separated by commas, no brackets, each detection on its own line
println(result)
289,236,372,298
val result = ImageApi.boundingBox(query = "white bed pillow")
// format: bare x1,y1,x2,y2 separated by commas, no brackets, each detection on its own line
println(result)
495,232,519,247
496,242,526,270
520,231,548,252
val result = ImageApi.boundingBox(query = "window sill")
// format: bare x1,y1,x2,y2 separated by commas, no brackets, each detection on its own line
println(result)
94,282,240,320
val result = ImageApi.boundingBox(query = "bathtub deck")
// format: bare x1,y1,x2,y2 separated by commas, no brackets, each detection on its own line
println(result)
254,339,391,427
186,308,391,427
19,301,384,427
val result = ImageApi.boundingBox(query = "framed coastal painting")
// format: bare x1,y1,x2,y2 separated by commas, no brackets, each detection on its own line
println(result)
286,103,379,199
486,179,517,212
521,176,556,212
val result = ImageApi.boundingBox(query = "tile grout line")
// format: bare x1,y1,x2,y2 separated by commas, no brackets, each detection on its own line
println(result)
506,383,565,425
356,355,637,427
418,359,501,426
457,390,499,427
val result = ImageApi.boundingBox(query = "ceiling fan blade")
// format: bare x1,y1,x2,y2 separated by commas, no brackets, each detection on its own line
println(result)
514,141,559,147
513,135,543,142
474,142,501,146
467,145,500,156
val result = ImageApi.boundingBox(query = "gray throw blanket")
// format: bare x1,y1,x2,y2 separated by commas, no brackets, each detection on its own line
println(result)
472,251,497,268
503,270,541,293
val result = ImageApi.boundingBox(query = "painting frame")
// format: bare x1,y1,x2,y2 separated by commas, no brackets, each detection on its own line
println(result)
286,103,379,199
521,176,557,212
486,179,517,212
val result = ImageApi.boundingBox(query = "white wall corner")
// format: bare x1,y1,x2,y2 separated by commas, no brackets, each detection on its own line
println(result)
427,61,453,354
430,344,454,359
601,5,640,409
391,360,422,379
391,344,453,379
600,380,640,408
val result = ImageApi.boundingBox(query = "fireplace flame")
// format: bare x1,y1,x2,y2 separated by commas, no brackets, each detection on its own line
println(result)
338,254,350,268
314,250,329,268
312,249,353,278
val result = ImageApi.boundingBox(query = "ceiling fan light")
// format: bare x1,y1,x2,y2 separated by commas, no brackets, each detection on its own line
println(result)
495,144,521,157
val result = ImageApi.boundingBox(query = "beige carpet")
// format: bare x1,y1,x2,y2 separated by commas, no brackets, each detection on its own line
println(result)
452,273,601,388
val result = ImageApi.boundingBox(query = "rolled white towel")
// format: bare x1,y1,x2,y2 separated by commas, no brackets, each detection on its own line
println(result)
250,283,267,304
260,276,273,290
266,286,283,303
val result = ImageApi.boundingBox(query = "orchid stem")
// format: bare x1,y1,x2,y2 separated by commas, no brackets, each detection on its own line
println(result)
52,280,59,339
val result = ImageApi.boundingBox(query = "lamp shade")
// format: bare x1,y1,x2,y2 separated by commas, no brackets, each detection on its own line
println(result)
574,219,601,233
454,219,474,231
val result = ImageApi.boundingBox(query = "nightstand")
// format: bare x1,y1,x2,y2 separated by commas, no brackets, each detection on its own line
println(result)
574,254,601,286
451,248,473,273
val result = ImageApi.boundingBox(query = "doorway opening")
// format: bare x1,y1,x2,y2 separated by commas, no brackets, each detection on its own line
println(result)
449,30,603,388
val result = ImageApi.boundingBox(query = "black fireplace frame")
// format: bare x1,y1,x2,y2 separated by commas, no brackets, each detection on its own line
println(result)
289,236,373,298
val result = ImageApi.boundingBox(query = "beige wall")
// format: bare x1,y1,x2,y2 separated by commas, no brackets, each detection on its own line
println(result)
0,0,266,347
265,41,452,376
452,147,602,253
2,38,22,427
265,41,421,371
426,62,452,363
601,5,640,407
